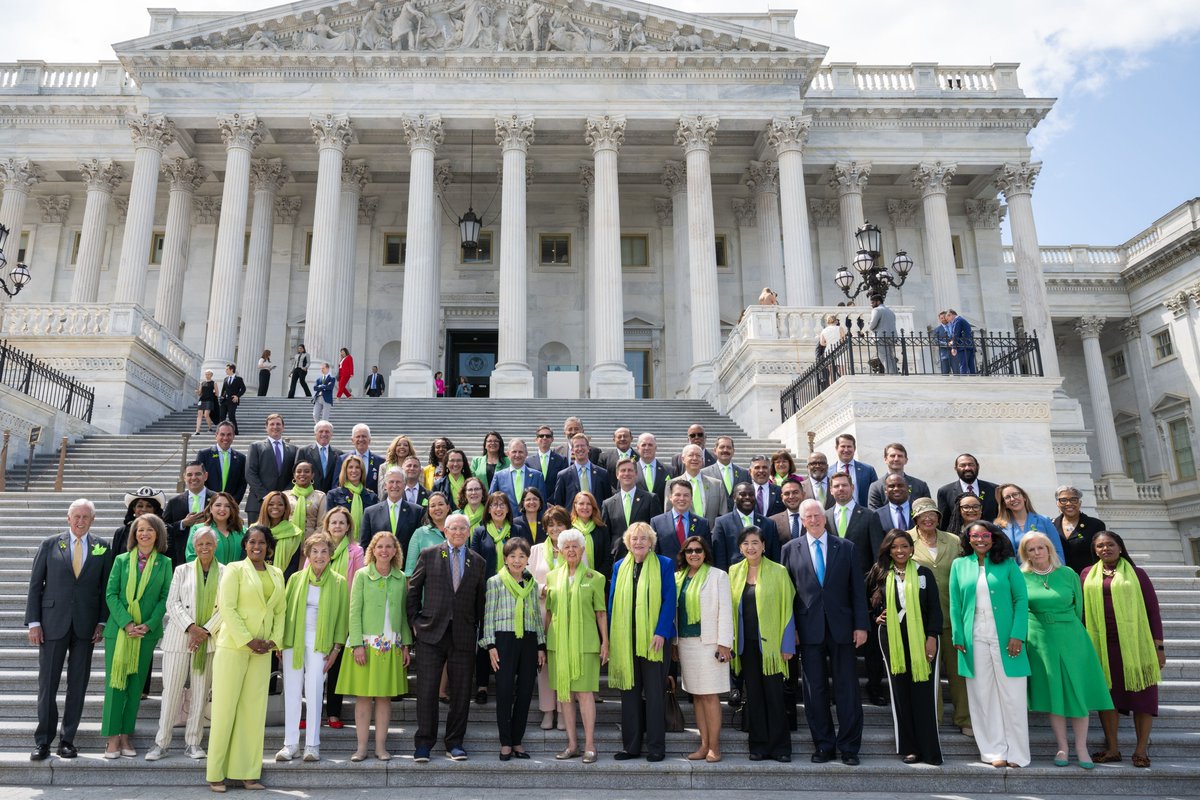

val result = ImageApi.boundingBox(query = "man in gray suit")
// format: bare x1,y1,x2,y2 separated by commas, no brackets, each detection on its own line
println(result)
701,435,751,508
868,294,898,374
676,443,726,527
25,499,114,760
865,442,931,510
245,412,297,520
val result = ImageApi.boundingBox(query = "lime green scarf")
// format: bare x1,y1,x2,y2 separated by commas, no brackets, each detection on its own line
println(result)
499,568,537,638
885,560,930,682
283,565,348,669
290,485,315,533
448,474,465,506
609,556,663,690
110,551,159,690
192,558,219,673
1084,559,1160,692
344,483,365,536
675,564,710,627
572,519,597,569
550,565,586,702
464,503,485,529
329,534,350,580
729,558,794,677
271,520,302,571
485,521,511,573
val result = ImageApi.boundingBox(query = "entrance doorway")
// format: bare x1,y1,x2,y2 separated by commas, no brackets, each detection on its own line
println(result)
446,329,498,398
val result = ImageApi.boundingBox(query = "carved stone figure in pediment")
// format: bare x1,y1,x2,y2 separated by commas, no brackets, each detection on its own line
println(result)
627,20,648,51
391,0,430,50
667,25,704,52
608,21,623,51
445,0,491,49
545,7,609,52
243,28,281,51
358,2,392,50
520,1,545,51
297,13,358,51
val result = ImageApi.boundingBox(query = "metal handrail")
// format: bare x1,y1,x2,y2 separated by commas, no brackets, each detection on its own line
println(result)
0,339,95,423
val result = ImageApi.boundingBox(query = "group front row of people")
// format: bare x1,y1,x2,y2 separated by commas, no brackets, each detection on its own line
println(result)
25,486,1165,788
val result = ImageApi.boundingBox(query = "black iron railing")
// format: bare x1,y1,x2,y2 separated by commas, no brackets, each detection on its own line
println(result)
0,339,95,423
780,327,1043,421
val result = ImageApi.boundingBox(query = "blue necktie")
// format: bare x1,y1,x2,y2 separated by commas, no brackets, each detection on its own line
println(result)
814,539,826,585
791,513,800,540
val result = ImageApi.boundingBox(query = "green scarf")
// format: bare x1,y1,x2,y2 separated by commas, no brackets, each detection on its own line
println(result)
110,551,159,690
192,558,219,673
465,503,485,529
675,564,710,627
271,520,302,571
344,483,365,536
448,474,465,506
609,556,663,690
885,560,930,682
290,485,315,533
772,473,787,486
283,565,348,669
572,519,597,569
729,558,794,678
550,565,587,702
1084,559,1161,692
499,568,537,638
330,534,350,580
485,521,511,573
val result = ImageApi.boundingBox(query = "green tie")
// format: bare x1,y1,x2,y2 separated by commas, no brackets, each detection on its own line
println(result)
539,453,548,476
643,463,653,488
837,505,848,537
190,494,200,514
219,450,229,491
390,502,398,534
514,468,524,499
722,465,732,494
691,477,705,517
740,512,753,528
580,467,590,493
623,491,632,525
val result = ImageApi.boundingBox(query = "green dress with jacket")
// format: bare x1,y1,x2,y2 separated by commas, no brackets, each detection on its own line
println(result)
101,550,172,735
948,556,1031,679
335,563,412,697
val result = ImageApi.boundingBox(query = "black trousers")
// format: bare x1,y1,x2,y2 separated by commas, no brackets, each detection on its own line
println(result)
862,623,886,694
36,634,95,747
619,656,668,757
799,633,863,756
742,646,791,758
475,645,493,690
257,369,271,396
219,399,238,434
324,648,345,719
414,628,474,751
288,368,311,398
493,631,538,747
879,623,942,764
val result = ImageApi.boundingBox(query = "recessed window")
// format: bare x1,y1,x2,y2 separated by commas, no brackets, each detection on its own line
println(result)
17,232,28,263
540,234,570,265
1152,329,1174,362
1107,350,1127,380
384,233,406,266
243,231,251,266
69,231,82,265
303,231,313,267
1120,433,1146,483
1169,418,1196,480
462,232,493,264
952,234,965,271
715,235,728,268
149,232,166,265
621,234,648,267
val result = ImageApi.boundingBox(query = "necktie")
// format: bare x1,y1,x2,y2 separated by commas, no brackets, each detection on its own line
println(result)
514,468,524,499
675,514,685,546
623,492,632,525
539,452,548,476
722,465,732,494
72,537,83,578
813,538,825,585
757,484,766,516
580,466,590,493
643,463,653,488
691,477,704,516
791,513,800,540
273,439,283,472
895,506,907,530
219,450,229,491
320,446,328,476
837,505,848,537
190,494,200,514
451,547,462,591
815,481,825,503
390,502,398,534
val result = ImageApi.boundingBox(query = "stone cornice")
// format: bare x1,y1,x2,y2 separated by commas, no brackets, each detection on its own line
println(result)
1121,227,1200,289
1006,276,1127,295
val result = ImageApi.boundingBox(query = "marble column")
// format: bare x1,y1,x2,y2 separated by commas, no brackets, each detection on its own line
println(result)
304,113,354,371
585,115,634,398
392,113,443,397
154,157,206,333
767,116,815,305
1075,316,1125,479
911,161,961,317
114,113,175,307
830,160,871,270
578,164,595,381
28,196,69,302
70,158,125,303
492,114,536,397
236,158,288,392
732,197,757,301
662,161,691,395
747,160,784,297
335,160,368,359
676,115,721,398
996,161,1060,378
201,113,264,371
0,158,43,250
431,161,453,368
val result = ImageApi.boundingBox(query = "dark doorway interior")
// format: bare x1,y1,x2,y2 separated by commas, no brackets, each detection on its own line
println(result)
446,329,498,398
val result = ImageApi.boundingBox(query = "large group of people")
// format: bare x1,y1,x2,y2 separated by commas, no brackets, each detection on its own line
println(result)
23,414,1166,788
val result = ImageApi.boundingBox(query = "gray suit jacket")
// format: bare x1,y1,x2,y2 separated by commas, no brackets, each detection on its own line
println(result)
866,472,931,510
700,462,751,506
680,472,728,528
246,437,297,520
869,304,897,336
25,531,114,640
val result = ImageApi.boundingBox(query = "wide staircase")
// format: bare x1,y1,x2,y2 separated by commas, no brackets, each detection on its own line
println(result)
0,397,1196,793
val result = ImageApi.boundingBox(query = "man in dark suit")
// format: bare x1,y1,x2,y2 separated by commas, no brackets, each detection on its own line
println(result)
946,309,976,374
874,474,914,535
335,423,385,494
25,499,115,760
552,416,602,464
769,477,806,546
935,311,954,375
603,458,659,560
802,451,835,509
407,512,487,762
650,478,711,562
701,435,751,507
669,423,716,477
195,421,247,504
218,363,246,435
489,438,545,511
748,456,786,518
359,467,425,556
162,460,213,566
295,420,343,494
245,412,297,521
832,433,878,509
552,433,610,508
530,425,568,498
363,366,386,397
633,432,670,512
597,426,636,491
782,498,868,765
712,482,781,568
866,443,931,510
400,456,431,509
936,452,1000,523
677,444,727,527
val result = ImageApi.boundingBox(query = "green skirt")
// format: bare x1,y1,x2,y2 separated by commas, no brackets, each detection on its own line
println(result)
1026,616,1115,716
547,649,600,695
335,645,409,698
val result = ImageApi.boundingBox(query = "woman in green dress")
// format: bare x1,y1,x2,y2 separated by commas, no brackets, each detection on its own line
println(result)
405,491,451,574
469,430,510,488
337,531,412,762
544,528,608,763
185,492,245,565
101,514,172,758
256,490,303,577
1018,532,1113,769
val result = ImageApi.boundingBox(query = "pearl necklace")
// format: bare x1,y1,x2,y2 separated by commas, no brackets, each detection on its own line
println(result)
1031,565,1054,589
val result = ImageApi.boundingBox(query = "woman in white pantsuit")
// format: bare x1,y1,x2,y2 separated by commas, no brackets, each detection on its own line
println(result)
145,526,225,761
949,520,1032,768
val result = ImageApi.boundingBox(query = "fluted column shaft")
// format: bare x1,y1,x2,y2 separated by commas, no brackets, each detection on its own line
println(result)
236,159,287,390
997,162,1060,378
493,115,536,397
1076,316,1123,477
831,161,870,270
202,113,264,371
70,159,124,303
115,113,175,306
663,162,691,394
0,158,43,251
677,115,720,397
155,158,205,333
912,161,961,316
431,161,452,368
335,160,367,357
768,116,815,304
304,114,353,370
748,160,784,296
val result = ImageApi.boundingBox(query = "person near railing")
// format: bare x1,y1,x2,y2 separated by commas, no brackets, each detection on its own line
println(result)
935,312,954,375
817,314,845,389
194,370,218,435
868,295,898,374
946,310,977,375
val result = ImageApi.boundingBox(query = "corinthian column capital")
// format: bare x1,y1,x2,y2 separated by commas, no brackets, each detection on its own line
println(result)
1075,315,1105,340
746,160,778,195
310,113,355,151
661,161,685,195
675,115,718,154
585,115,626,153
340,159,369,193
994,161,1042,199
829,160,871,194
250,158,290,193
78,158,125,194
911,161,957,196
127,112,176,152
766,115,810,155
402,114,444,152
218,112,265,151
965,198,1005,228
0,158,44,191
495,114,535,153
161,157,206,192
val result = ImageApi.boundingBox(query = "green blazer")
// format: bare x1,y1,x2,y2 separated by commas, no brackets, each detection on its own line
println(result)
948,556,1030,679
214,559,285,650
545,566,607,654
470,455,510,480
103,551,172,646
347,564,412,646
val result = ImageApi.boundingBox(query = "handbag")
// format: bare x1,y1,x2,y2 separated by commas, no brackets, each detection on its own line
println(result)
664,675,685,733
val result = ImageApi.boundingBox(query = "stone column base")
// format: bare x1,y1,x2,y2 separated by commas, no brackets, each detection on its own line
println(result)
490,363,535,398
388,362,433,398
588,362,634,399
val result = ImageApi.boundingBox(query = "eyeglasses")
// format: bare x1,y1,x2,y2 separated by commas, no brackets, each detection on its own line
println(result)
968,533,992,541
1056,497,1080,504
688,432,705,438
959,504,982,511
536,433,552,438
683,548,705,555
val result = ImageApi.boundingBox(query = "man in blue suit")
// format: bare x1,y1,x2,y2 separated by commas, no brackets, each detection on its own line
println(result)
489,438,545,511
935,311,954,375
947,309,977,374
195,421,247,504
530,425,568,498
781,498,868,766
832,433,878,509
712,483,781,568
650,479,711,562
552,433,610,509
335,423,385,493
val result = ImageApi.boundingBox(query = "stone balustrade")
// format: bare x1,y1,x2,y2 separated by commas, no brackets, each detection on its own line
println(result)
0,61,136,95
808,63,1022,97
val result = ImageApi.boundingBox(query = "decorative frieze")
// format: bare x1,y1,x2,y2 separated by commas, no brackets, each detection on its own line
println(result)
36,195,70,223
273,195,301,224
886,198,918,228
965,198,1004,228
808,199,838,227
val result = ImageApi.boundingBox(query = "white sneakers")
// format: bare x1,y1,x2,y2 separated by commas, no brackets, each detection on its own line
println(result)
144,746,166,761
185,745,207,760
275,746,295,762
303,748,319,762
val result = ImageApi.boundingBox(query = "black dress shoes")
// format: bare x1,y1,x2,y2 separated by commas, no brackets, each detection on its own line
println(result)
646,753,665,763
810,750,834,764
57,741,78,758
613,751,639,761
748,753,764,761
30,745,50,762
868,690,888,707
728,688,745,710
841,754,861,766
773,754,792,763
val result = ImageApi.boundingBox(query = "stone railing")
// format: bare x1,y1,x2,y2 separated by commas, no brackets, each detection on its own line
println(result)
1137,482,1163,501
0,61,136,95
808,63,1022,98
1001,245,1126,270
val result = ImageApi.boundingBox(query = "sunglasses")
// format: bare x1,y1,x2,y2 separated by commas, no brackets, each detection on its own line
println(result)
683,548,704,555
536,433,552,438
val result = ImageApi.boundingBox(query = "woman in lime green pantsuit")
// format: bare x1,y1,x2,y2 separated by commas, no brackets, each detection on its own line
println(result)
206,525,285,792
101,514,172,758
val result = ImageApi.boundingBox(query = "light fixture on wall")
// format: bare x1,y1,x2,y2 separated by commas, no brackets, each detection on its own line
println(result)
457,130,482,255
832,221,912,302
0,224,32,298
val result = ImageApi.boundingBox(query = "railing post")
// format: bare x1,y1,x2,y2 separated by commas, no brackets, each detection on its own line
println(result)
0,340,7,383
0,430,8,491
1031,331,1044,376
53,437,68,492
